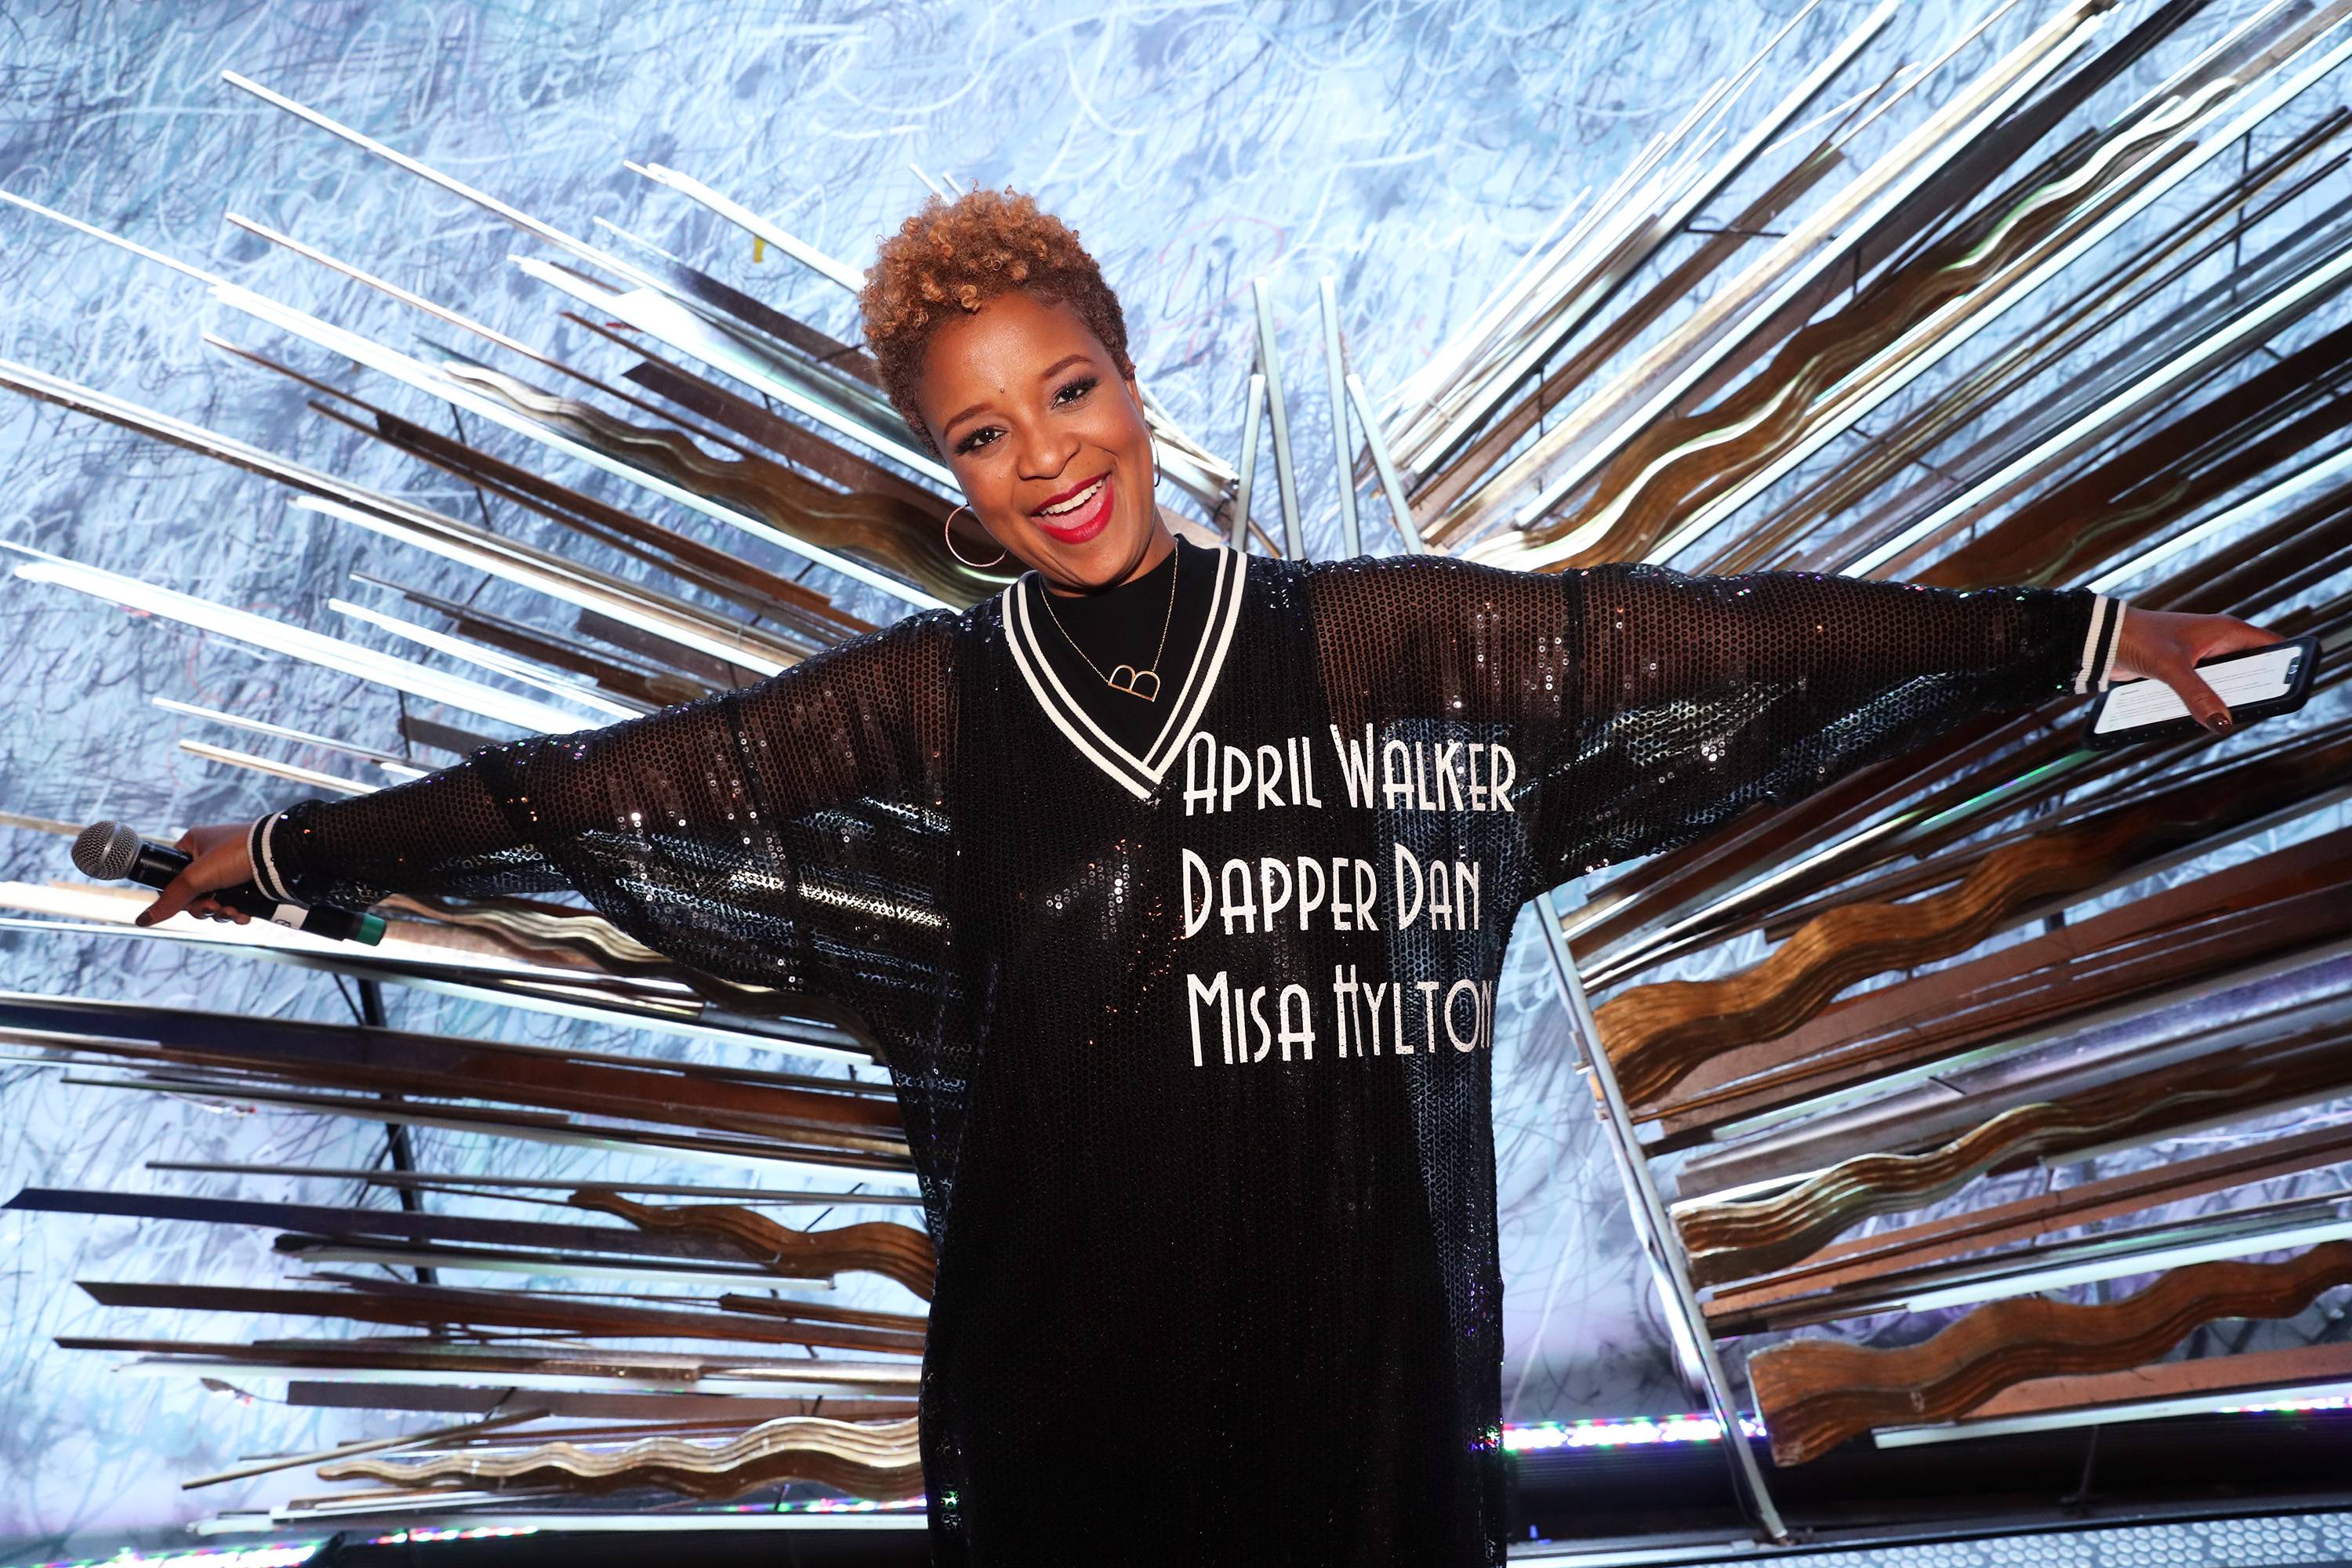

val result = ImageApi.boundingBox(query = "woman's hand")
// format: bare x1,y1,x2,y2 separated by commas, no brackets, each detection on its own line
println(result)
133,822,261,927
2109,606,2288,735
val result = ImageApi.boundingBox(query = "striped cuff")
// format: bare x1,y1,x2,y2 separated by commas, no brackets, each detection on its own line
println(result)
247,812,305,908
2071,594,2125,695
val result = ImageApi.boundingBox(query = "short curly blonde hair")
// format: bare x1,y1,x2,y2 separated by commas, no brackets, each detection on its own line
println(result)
857,187,1135,455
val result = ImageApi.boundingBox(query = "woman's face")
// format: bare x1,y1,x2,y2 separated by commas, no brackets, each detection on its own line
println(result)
916,289,1166,593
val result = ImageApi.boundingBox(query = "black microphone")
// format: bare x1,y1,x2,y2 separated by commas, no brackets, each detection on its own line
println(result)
72,820,387,946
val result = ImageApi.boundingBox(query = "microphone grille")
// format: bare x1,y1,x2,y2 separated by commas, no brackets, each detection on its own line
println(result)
71,820,143,881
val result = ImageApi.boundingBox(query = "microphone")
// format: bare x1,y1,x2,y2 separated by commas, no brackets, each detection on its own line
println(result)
72,820,387,946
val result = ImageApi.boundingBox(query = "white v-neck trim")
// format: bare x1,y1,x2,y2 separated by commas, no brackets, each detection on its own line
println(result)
1001,543,1247,800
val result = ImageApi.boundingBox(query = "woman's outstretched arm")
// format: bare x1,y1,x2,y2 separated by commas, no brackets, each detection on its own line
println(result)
1522,561,2280,880
136,609,962,1003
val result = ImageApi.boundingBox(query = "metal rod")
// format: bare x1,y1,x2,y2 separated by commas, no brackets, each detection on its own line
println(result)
0,356,792,677
1534,887,1790,1543
212,278,949,604
628,160,868,294
153,696,423,774
176,740,376,796
1250,278,1303,557
1875,1370,2352,1450
9,546,601,735
1348,372,1428,554
1231,373,1265,549
144,1161,921,1204
329,597,643,717
1318,278,1361,557
0,188,227,287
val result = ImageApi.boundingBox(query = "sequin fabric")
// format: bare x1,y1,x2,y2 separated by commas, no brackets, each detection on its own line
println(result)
270,550,2114,1565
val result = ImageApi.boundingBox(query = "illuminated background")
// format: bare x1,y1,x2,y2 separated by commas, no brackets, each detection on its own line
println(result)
1,0,2345,1552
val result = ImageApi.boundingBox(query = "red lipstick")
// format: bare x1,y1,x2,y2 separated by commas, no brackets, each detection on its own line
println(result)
1032,471,1114,546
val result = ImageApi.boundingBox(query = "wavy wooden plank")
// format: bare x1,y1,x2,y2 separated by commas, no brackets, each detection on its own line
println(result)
1703,1120,2352,1331
1504,101,2193,568
1775,127,2352,581
1747,1240,2352,1464
1427,0,2114,550
321,1414,922,1501
1597,732,2352,1104
1712,1144,2352,1342
1658,835,2352,1147
605,327,948,514
347,401,864,647
1677,1072,2254,1287
572,1192,935,1300
1711,115,2349,576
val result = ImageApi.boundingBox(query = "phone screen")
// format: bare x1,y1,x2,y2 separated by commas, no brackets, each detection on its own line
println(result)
2090,642,2307,736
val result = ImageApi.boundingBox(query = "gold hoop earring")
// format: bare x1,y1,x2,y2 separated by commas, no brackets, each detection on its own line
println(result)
942,504,1007,569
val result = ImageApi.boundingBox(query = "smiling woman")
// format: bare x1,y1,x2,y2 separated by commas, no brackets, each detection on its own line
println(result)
136,184,2282,1568
858,187,1172,595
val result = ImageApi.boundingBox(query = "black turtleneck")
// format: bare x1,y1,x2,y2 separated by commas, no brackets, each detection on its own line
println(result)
1022,534,1221,757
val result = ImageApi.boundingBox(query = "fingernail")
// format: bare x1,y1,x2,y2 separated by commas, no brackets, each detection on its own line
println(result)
2212,713,2231,732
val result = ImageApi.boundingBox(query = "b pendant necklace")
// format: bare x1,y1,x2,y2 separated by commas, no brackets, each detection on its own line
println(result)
1037,544,1179,702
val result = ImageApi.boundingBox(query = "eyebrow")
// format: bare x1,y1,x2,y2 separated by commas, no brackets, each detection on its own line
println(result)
941,353,1097,439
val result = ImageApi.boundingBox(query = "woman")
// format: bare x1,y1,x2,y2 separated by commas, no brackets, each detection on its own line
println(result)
143,189,2278,1564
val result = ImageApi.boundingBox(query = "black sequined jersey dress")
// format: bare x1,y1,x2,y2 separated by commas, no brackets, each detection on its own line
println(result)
255,545,2126,1565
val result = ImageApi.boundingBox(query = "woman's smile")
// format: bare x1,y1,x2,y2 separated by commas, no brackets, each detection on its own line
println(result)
1032,471,1114,544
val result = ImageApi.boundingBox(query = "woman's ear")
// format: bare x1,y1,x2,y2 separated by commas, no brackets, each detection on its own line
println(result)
1123,370,1158,490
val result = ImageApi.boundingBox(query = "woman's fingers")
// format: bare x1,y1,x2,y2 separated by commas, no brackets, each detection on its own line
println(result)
146,888,256,927
136,869,203,927
135,827,262,928
2109,608,2289,734
2174,615,2286,733
2159,615,2282,732
2163,662,2232,735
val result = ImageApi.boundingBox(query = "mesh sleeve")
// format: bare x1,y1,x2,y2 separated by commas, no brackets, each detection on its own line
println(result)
260,608,961,1011
1526,561,2121,881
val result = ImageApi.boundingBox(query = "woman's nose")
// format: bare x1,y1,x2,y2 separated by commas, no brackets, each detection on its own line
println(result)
1015,424,1080,481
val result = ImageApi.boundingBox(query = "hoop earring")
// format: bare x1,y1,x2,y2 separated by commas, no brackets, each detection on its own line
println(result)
942,504,1007,569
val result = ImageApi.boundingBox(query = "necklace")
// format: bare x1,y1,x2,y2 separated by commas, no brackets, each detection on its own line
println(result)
1036,545,1180,702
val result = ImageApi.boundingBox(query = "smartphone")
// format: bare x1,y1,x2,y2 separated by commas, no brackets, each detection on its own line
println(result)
2083,634,2321,750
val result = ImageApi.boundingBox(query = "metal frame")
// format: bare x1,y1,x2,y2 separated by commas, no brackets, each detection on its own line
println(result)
1250,276,1305,557
1534,887,1791,1544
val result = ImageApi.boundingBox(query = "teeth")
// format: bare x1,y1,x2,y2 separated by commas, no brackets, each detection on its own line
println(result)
1038,477,1105,517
